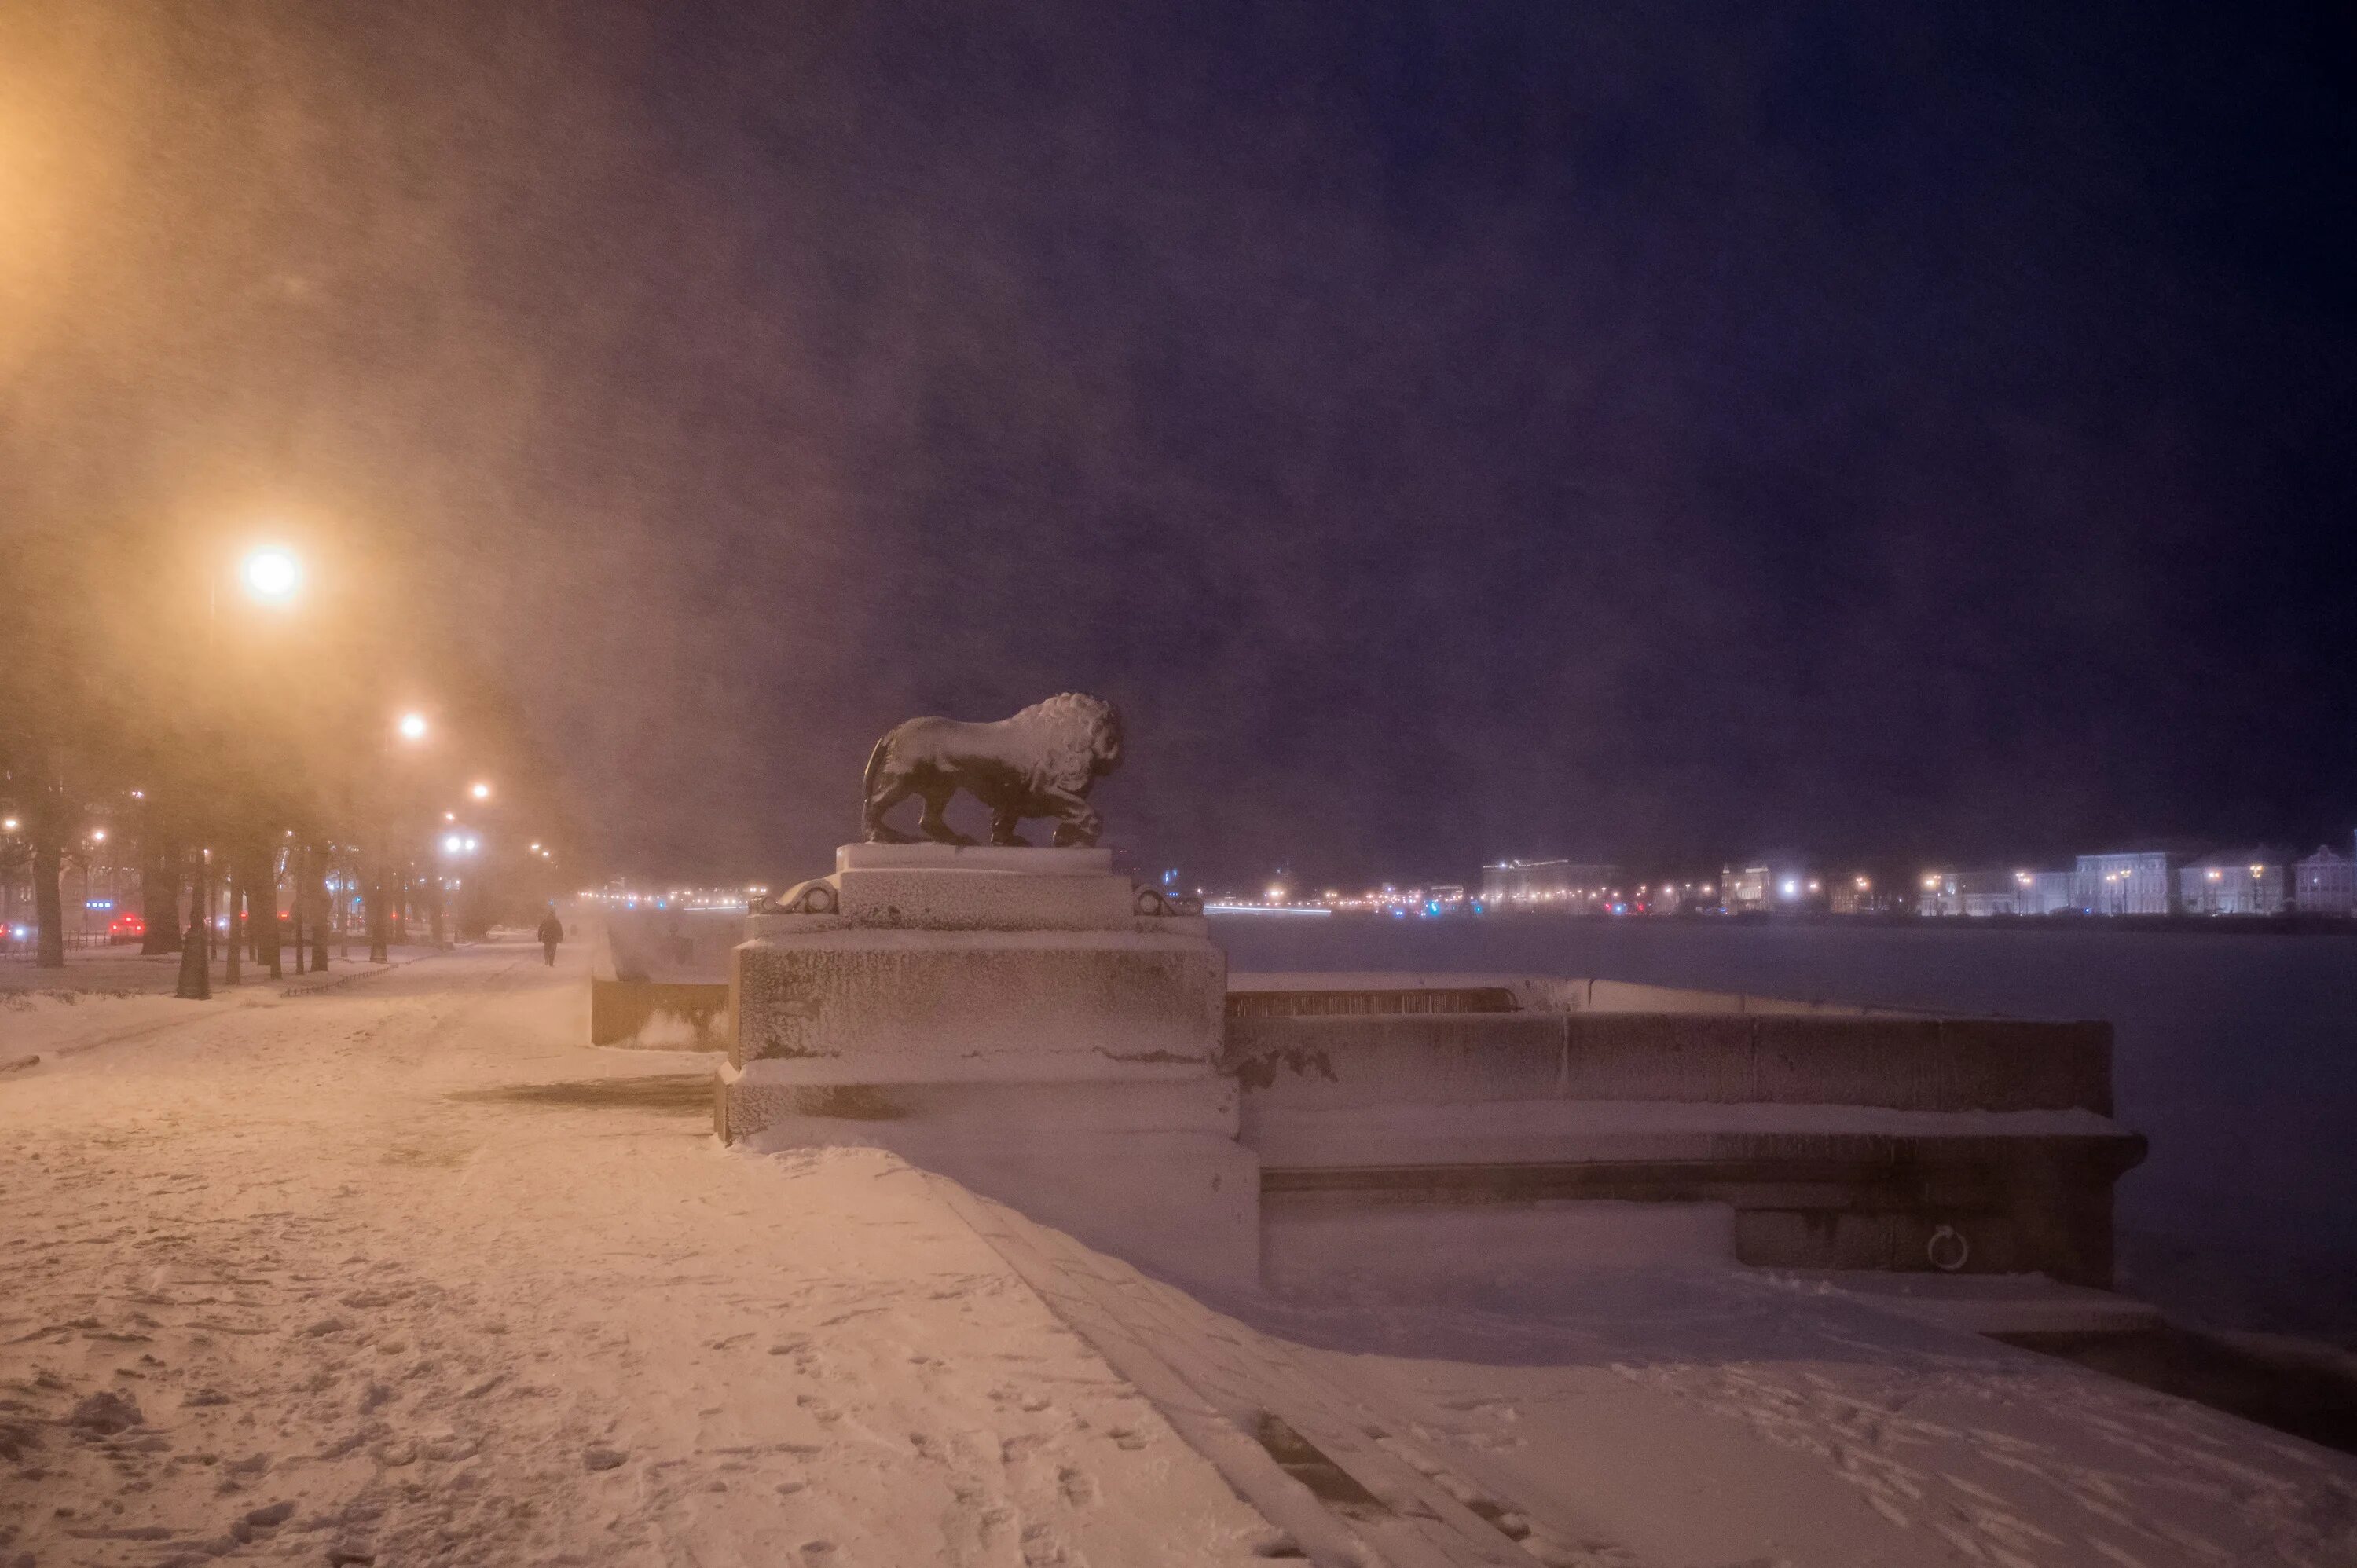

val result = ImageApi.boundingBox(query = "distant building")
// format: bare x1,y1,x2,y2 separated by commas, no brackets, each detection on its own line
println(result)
1827,875,1884,915
2294,844,2355,915
1963,879,2018,917
1918,870,2019,917
1723,860,1821,911
1917,871,1963,916
2180,852,2289,916
1721,865,1770,910
1479,859,1622,910
2075,852,2176,916
2014,870,2081,915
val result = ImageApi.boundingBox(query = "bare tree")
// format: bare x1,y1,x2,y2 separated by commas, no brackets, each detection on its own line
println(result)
29,773,67,968
140,804,184,954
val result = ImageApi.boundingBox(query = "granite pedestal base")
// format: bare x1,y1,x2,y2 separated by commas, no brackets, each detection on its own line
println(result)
722,844,1257,1291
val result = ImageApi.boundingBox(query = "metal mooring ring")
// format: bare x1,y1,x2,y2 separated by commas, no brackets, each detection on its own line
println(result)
1926,1224,1970,1272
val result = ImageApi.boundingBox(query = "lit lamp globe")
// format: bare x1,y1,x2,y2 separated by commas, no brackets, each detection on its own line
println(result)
396,713,429,743
241,548,302,603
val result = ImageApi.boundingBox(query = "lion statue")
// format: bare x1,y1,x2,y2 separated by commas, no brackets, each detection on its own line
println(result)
861,693,1124,848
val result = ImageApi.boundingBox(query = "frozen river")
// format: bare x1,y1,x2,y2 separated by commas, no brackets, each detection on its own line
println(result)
1216,914,2357,1340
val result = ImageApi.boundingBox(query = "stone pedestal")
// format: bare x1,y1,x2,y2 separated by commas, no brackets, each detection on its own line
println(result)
720,844,1257,1291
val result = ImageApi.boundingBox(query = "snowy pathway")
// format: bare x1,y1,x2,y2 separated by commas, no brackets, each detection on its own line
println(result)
0,944,1281,1566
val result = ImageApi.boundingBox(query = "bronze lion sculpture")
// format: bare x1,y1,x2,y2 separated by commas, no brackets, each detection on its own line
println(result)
860,694,1124,847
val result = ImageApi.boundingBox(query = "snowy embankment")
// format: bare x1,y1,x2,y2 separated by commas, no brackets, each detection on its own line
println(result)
5,946,2355,1566
947,1175,2357,1568
1218,916,2357,1339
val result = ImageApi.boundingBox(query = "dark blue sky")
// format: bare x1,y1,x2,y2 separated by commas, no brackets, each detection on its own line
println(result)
6,2,2352,884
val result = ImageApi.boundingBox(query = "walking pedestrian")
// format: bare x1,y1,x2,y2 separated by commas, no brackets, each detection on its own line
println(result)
537,906,564,968
174,911,211,1000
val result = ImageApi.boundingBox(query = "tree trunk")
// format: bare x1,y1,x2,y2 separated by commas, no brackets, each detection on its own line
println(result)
141,831,182,954
223,865,241,984
177,856,211,998
250,842,282,980
368,858,390,964
302,845,330,972
31,828,64,969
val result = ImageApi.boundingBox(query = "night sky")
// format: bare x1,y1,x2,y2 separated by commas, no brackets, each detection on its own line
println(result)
5,3,2351,887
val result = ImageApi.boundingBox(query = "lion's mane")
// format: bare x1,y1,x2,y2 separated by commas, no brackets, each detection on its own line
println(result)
1009,692,1120,794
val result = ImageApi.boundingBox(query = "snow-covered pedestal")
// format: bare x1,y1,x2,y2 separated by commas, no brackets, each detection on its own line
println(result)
719,844,1257,1291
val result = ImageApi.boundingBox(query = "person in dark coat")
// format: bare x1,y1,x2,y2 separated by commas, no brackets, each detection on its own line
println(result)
536,907,564,966
175,910,212,1000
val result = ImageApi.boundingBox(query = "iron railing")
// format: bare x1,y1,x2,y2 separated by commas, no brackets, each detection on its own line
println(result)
0,930,119,959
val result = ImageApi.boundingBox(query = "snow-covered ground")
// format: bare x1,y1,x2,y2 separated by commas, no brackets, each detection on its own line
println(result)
5,943,2355,1566
0,944,444,1000
1216,917,2357,1341
0,946,1276,1566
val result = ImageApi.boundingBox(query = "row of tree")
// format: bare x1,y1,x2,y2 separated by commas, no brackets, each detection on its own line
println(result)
1,519,570,985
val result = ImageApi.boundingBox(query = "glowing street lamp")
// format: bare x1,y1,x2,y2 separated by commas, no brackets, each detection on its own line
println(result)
369,710,432,966
240,547,302,603
470,781,492,801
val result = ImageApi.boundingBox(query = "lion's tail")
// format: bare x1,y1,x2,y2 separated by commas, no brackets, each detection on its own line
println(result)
860,730,893,815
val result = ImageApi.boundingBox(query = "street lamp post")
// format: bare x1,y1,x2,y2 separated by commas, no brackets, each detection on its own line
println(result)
372,713,429,964
202,545,303,990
